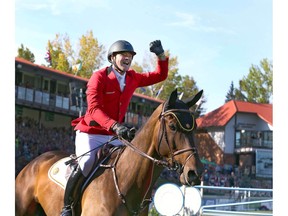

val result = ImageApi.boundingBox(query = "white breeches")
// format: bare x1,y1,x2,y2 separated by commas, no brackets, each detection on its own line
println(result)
75,130,123,177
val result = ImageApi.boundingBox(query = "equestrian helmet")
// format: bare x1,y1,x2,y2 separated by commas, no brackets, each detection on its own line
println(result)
107,40,136,63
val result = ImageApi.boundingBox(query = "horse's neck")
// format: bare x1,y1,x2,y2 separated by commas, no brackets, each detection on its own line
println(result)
131,105,161,156
120,106,163,189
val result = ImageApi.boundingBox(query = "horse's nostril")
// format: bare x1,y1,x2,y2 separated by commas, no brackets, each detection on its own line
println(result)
187,170,197,180
186,170,202,186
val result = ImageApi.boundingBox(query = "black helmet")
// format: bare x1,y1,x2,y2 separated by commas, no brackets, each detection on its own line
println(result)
107,40,136,63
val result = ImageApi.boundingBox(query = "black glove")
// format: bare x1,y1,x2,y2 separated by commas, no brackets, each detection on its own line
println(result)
127,127,136,141
112,123,136,141
149,40,164,56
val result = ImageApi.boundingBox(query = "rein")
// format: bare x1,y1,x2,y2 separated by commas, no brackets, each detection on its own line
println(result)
108,107,199,215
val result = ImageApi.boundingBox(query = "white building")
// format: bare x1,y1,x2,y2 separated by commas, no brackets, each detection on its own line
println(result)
195,100,272,178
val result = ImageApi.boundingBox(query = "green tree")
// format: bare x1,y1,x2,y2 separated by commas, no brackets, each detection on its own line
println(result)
178,75,198,99
154,51,203,110
131,62,148,94
235,58,273,103
133,52,159,97
153,51,182,100
179,75,205,115
132,51,204,114
225,81,236,102
17,44,35,63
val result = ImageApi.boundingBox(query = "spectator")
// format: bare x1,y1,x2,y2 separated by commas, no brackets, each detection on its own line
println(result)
15,116,75,176
203,169,210,185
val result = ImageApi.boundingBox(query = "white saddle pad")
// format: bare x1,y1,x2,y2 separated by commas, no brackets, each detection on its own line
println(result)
48,157,74,189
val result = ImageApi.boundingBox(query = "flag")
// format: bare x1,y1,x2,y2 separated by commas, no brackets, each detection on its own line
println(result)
72,62,82,72
155,85,164,98
44,50,51,65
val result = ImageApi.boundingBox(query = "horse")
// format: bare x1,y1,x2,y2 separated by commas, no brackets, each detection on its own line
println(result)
15,89,204,216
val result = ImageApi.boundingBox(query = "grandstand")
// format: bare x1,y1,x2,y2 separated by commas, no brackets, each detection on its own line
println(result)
15,57,163,129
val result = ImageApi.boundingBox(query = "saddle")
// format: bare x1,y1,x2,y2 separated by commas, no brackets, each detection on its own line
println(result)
48,144,123,200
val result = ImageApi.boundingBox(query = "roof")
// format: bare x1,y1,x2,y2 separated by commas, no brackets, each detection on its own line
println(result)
16,57,88,82
196,100,272,128
133,92,164,103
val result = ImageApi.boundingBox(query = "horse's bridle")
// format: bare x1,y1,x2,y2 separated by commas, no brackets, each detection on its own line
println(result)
113,107,200,215
157,108,199,175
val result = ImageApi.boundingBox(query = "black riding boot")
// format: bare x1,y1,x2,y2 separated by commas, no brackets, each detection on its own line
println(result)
60,165,84,216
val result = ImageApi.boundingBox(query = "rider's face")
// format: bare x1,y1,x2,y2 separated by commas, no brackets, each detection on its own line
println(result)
112,52,133,74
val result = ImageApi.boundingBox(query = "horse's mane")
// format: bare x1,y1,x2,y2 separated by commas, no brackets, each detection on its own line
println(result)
132,103,163,145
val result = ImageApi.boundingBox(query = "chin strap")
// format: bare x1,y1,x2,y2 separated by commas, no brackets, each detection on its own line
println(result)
111,60,126,74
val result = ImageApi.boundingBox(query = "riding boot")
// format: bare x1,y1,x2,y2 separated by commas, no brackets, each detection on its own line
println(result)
60,165,84,216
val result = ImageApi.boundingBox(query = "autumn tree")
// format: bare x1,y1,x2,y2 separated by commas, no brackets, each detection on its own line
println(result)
234,58,273,103
46,37,70,71
45,31,105,78
77,30,105,78
17,44,35,63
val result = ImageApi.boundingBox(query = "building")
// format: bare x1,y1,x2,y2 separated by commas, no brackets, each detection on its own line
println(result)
195,100,272,178
15,57,163,129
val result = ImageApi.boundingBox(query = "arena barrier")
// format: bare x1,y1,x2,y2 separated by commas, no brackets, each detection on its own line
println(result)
194,185,273,216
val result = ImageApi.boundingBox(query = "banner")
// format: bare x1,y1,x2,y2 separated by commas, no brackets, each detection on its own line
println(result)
256,149,272,178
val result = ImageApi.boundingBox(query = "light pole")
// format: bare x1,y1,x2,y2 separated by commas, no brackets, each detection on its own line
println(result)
79,88,83,117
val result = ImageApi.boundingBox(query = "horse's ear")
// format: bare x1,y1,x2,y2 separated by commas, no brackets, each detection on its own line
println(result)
182,89,203,108
166,88,178,109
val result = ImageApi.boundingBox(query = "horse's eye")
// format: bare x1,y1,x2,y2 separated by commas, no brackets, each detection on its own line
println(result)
169,124,177,131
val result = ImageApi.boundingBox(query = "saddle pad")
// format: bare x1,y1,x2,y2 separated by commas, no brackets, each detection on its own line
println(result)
48,157,73,189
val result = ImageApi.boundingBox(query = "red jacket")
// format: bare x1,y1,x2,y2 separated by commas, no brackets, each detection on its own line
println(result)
72,57,169,135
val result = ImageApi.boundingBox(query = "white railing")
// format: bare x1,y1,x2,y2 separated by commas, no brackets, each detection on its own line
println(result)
194,185,273,216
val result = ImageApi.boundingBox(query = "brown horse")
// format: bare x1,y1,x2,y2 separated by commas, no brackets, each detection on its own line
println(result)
15,89,204,216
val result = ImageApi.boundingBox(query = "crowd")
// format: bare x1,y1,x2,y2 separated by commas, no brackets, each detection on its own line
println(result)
160,164,272,194
15,116,75,176
15,116,272,193
201,165,272,190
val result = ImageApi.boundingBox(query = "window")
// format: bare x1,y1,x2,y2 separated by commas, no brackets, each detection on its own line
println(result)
57,83,68,96
235,131,241,147
43,79,49,91
235,130,272,149
23,74,35,88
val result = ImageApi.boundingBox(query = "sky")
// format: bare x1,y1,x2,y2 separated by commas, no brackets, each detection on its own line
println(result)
14,0,272,114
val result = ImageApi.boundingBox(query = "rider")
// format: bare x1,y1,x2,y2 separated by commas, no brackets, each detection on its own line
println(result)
60,39,169,216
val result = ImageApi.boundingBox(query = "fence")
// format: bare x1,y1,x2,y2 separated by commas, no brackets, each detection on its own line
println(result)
194,185,273,216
